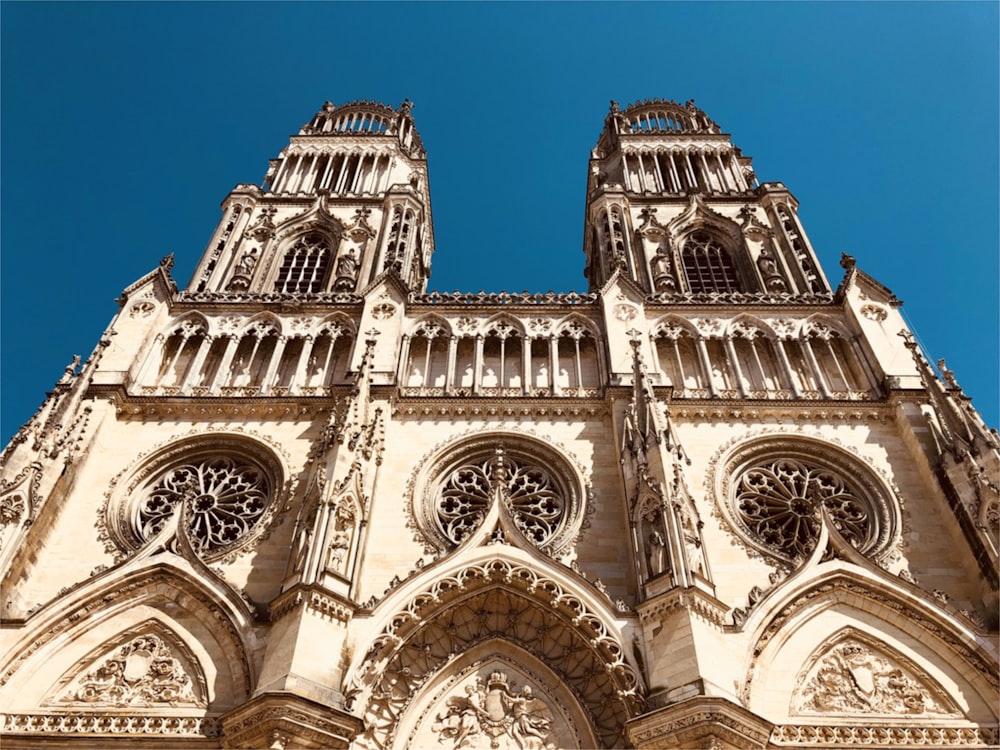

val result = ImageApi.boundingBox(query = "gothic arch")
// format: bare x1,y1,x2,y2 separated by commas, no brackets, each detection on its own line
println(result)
482,313,526,338
0,561,257,715
405,313,453,338
739,566,999,725
239,312,285,336
345,553,643,750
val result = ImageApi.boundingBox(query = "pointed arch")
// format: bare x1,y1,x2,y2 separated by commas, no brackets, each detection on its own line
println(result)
41,618,209,709
402,314,452,393
650,315,707,394
727,315,788,397
740,565,999,724
0,560,257,714
345,553,643,750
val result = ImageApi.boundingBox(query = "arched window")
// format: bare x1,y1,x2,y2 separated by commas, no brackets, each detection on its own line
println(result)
274,232,334,294
681,231,741,293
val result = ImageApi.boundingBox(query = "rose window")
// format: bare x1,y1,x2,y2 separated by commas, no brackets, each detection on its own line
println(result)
135,456,270,555
734,457,877,560
436,454,565,546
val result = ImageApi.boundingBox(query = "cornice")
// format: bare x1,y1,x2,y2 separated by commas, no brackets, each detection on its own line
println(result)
270,584,355,624
391,397,607,419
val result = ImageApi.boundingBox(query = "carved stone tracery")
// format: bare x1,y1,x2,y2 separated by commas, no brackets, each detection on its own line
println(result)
437,453,565,547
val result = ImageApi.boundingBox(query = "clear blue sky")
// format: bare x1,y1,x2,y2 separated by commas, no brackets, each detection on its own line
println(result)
2,2,997,442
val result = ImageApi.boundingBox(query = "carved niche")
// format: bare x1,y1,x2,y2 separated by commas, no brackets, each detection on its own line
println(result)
792,634,959,718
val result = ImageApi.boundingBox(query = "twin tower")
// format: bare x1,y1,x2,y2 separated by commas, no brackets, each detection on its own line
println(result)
1,99,996,749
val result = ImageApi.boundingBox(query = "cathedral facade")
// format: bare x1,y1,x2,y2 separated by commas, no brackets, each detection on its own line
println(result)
0,99,997,749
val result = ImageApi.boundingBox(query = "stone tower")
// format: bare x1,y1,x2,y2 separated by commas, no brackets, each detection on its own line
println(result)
1,99,996,749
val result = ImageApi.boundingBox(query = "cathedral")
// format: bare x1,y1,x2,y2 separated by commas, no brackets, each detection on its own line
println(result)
0,99,997,750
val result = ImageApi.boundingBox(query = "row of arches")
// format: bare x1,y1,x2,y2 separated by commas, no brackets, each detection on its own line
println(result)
401,319,603,397
135,315,355,396
652,318,876,399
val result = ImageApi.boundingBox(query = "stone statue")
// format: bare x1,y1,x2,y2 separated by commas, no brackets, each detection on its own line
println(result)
648,527,668,577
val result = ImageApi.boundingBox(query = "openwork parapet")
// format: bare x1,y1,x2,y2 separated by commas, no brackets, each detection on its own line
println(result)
413,291,598,306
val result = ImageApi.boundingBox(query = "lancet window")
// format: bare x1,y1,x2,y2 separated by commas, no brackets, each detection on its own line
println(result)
623,150,747,195
274,232,334,294
680,231,742,293
383,206,414,275
651,319,874,401
270,151,391,196
653,324,708,396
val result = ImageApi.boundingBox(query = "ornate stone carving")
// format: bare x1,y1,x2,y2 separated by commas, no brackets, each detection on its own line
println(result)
795,640,954,716
734,457,874,560
432,670,556,750
406,432,590,558
136,456,270,555
437,450,565,547
50,634,203,708
707,431,901,565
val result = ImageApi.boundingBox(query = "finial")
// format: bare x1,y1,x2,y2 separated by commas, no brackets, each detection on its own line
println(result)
159,253,175,272
937,359,961,390
839,252,856,270
609,100,620,114
400,99,413,115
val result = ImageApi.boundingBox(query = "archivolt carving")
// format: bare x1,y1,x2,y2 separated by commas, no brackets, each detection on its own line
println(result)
346,560,642,749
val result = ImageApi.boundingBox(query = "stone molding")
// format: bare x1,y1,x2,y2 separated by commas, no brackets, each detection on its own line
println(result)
1,712,221,737
626,695,774,749
770,723,1000,747
637,585,729,628
269,584,354,624
220,692,362,749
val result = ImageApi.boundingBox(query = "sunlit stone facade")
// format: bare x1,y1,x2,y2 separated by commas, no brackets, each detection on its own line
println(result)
1,99,997,749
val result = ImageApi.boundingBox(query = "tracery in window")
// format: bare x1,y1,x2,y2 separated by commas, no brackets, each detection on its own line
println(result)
437,452,564,546
413,439,585,556
106,439,282,562
274,232,334,294
681,231,741,293
735,458,872,560
136,456,269,555
717,439,898,564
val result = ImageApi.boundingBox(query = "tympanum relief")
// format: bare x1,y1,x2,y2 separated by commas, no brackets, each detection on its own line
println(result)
793,639,957,717
47,634,204,709
432,670,557,750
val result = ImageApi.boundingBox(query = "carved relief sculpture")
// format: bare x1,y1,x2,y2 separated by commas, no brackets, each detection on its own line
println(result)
432,671,556,750
794,639,956,717
51,634,203,708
